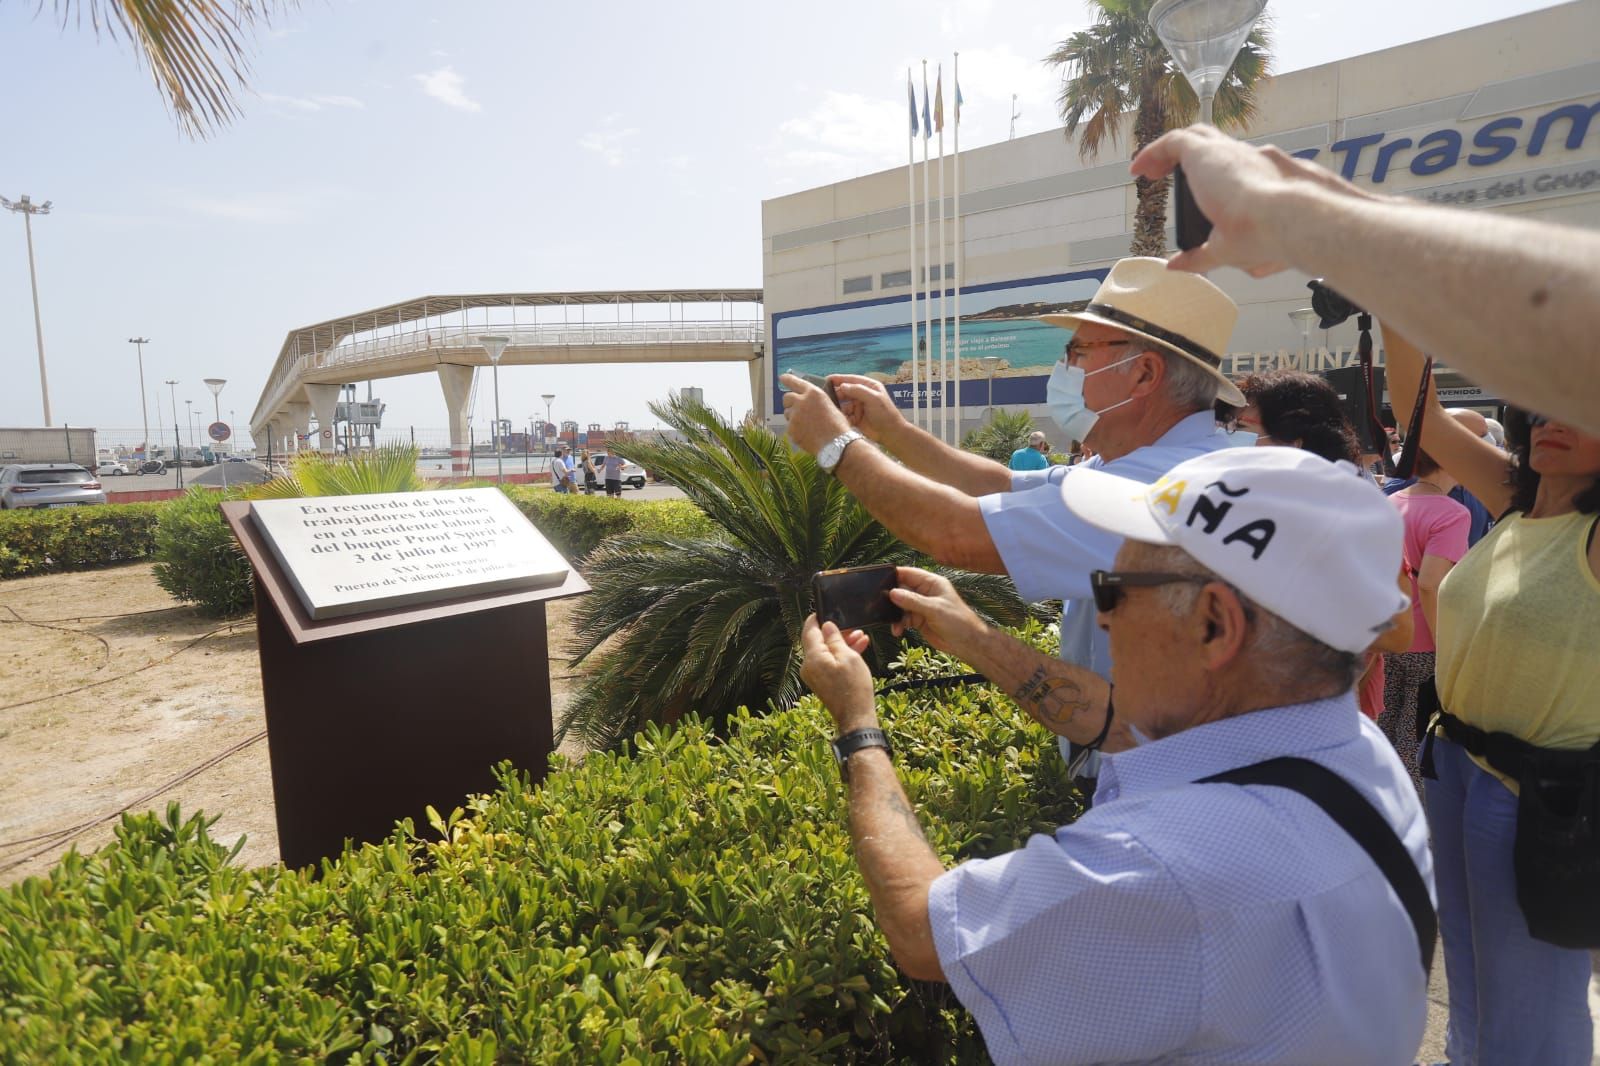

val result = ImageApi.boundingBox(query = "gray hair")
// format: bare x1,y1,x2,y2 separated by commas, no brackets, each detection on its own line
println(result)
1113,347,1219,412
1141,545,1362,692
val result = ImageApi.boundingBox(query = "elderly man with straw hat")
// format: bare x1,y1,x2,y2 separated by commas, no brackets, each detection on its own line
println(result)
800,448,1434,1065
784,257,1242,766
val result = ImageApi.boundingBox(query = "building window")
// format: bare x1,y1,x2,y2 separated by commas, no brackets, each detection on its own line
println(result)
881,270,912,288
842,275,873,294
923,263,956,282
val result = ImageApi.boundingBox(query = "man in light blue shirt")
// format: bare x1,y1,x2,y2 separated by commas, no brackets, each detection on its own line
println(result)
1008,432,1051,471
800,449,1433,1064
783,258,1244,763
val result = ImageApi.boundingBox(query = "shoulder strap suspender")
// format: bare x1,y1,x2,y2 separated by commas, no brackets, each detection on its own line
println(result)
1200,756,1435,976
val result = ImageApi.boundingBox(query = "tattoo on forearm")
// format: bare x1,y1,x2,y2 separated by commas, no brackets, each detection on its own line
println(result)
882,789,928,842
1012,666,1090,731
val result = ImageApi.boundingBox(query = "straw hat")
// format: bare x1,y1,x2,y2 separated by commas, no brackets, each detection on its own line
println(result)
1041,257,1244,407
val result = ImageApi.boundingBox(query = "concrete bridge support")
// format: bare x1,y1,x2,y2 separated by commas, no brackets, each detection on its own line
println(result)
437,364,475,475
286,402,312,456
304,383,342,454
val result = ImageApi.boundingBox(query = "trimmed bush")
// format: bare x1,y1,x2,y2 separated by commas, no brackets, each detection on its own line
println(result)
0,635,1077,1062
0,503,163,579
151,488,255,616
503,488,715,563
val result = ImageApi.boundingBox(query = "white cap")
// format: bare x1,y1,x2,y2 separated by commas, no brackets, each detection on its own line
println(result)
1060,448,1407,653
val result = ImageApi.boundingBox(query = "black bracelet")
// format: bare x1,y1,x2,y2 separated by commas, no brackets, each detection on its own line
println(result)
1084,688,1115,751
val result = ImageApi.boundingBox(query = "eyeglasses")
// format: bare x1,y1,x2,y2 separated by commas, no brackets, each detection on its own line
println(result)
1062,338,1131,366
1089,569,1212,613
1529,414,1552,428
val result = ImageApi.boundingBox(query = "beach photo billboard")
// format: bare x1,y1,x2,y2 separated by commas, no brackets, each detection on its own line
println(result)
770,268,1106,415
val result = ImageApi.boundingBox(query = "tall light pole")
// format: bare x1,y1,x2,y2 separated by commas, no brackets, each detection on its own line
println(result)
128,337,151,456
2,194,53,425
185,399,195,450
542,393,555,448
1288,308,1320,371
478,336,510,484
164,379,182,488
204,378,227,487
980,355,1001,421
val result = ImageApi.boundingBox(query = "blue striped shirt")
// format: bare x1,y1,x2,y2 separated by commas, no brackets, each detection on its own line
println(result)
927,694,1434,1065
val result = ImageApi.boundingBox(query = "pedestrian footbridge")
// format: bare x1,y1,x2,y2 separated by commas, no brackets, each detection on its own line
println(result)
249,289,763,470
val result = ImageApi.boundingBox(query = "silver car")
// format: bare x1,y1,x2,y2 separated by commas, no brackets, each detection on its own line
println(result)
0,464,108,509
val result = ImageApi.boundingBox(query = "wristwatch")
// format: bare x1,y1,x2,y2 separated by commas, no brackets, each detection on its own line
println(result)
816,430,864,475
831,727,892,782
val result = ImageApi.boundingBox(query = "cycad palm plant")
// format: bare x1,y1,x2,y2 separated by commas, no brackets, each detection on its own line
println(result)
961,410,1037,464
560,397,1040,751
1047,0,1271,256
248,444,431,499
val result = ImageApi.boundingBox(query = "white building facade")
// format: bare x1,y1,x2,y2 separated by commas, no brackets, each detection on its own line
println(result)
760,0,1600,436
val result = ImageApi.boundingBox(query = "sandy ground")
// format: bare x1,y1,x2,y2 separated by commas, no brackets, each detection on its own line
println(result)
0,562,588,887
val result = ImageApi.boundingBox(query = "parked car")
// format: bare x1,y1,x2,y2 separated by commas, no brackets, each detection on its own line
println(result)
0,464,107,509
590,454,648,490
95,460,129,477
138,459,166,474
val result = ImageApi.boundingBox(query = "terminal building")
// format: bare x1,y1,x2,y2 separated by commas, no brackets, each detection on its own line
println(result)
759,0,1600,438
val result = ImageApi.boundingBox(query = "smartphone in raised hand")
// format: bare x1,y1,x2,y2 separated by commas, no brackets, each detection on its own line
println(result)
813,563,902,630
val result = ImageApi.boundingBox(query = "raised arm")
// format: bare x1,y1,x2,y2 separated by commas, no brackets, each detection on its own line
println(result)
1381,323,1515,516
827,374,1015,496
1132,126,1600,436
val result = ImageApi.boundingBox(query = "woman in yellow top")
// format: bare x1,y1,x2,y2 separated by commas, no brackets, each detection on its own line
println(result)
1386,325,1600,1066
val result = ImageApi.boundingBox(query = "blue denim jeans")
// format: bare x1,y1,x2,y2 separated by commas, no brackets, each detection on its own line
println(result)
1425,736,1593,1065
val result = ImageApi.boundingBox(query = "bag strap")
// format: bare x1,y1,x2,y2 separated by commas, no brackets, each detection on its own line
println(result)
1200,756,1435,976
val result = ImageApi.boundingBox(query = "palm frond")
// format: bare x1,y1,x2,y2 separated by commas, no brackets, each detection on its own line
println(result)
247,444,430,499
55,1,296,139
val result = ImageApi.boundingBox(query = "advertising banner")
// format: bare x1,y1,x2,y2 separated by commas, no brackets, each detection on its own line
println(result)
770,269,1106,415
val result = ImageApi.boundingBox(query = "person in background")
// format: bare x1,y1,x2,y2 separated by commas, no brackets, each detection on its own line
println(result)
1385,325,1600,1065
578,449,599,495
1009,431,1051,471
549,445,575,494
1234,369,1413,720
1383,409,1496,546
603,451,625,497
1382,448,1470,789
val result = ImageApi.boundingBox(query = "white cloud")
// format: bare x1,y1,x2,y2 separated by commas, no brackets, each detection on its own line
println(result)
413,66,481,113
579,124,640,167
184,188,346,225
258,92,366,114
773,90,905,177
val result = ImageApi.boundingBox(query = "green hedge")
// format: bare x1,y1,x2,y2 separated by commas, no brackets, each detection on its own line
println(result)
151,488,255,617
0,637,1077,1062
504,488,717,563
0,503,164,579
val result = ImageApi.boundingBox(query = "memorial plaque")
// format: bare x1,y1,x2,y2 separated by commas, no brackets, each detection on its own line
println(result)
250,488,569,620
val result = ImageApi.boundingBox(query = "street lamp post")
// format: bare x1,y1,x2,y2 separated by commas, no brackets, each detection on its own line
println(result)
542,393,555,449
1149,0,1267,127
205,378,227,487
2,194,53,425
478,336,510,485
128,337,150,457
165,379,182,488
1288,308,1320,370
185,400,195,451
980,355,1002,421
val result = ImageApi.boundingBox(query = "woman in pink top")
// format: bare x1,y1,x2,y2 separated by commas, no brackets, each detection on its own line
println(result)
1382,448,1471,788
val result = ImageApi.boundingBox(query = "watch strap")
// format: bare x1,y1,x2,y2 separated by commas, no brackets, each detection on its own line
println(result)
832,727,892,782
819,430,863,475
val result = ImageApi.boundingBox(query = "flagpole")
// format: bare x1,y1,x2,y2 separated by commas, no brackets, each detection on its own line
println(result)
921,60,934,443
936,64,949,443
907,69,921,430
953,52,963,442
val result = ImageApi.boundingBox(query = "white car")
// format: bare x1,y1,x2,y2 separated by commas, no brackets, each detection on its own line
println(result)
590,454,648,490
96,460,130,477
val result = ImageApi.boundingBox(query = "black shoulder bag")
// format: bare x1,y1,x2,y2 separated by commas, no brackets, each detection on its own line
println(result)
1201,757,1435,975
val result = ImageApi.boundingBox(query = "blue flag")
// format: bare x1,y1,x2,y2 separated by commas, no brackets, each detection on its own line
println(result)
908,73,919,137
921,71,932,140
956,79,964,123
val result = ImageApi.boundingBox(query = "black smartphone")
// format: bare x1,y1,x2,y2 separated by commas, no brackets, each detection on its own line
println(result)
786,370,840,405
813,563,902,630
1173,166,1213,252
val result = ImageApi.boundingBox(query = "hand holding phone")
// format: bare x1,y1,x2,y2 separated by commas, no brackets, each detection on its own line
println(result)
813,563,902,630
1173,165,1213,252
786,371,840,406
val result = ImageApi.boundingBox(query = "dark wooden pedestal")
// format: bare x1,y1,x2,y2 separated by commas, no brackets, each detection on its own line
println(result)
222,501,589,869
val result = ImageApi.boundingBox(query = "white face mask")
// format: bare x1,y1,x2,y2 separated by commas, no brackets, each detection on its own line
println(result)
1046,352,1141,443
1222,428,1259,448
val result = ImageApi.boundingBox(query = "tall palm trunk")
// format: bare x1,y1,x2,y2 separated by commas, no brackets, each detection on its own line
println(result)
1130,93,1171,257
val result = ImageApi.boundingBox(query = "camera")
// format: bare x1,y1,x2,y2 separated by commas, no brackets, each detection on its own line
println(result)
1307,279,1364,330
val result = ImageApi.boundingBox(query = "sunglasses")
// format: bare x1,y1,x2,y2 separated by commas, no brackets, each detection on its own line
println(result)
1089,570,1212,613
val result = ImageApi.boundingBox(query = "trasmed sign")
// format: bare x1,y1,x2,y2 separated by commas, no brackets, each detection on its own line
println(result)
250,489,569,620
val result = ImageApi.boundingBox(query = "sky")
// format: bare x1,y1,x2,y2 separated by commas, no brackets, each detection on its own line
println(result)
0,0,1566,446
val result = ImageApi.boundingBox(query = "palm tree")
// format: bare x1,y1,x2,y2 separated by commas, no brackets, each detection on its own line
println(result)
559,396,1043,751
248,443,433,499
961,410,1037,465
40,1,294,138
1046,0,1271,256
